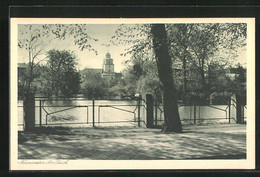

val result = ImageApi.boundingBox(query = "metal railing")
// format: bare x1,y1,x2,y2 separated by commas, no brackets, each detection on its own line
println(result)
18,98,145,128
152,102,238,126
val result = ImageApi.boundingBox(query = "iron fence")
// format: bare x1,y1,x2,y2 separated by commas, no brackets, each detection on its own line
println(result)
18,97,146,130
152,100,247,127
18,96,247,130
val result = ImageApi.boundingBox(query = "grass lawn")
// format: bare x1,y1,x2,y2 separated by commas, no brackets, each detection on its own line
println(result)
18,124,246,160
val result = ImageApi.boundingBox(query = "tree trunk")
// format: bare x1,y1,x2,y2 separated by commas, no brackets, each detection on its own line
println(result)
26,63,34,96
201,69,206,92
183,56,187,94
200,52,207,94
23,92,35,131
151,24,183,133
208,64,212,93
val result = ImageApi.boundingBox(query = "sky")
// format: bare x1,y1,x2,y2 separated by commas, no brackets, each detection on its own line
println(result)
18,24,247,72
18,24,131,72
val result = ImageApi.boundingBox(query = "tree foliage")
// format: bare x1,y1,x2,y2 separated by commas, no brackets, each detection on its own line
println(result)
46,49,81,97
80,70,108,99
166,23,246,96
110,23,246,132
111,23,246,99
18,24,98,97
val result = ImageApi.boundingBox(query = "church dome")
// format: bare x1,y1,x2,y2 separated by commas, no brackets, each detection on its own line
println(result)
106,52,111,58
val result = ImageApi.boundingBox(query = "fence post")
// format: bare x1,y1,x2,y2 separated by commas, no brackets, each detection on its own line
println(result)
92,100,95,127
194,105,196,124
23,93,35,131
228,99,231,123
236,94,242,124
190,105,192,121
155,100,158,127
87,107,88,124
39,100,42,127
146,94,154,128
137,97,141,127
46,114,48,126
98,106,100,123
198,105,200,120
241,105,244,123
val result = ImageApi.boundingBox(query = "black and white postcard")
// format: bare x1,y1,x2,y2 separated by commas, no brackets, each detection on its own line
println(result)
10,18,255,170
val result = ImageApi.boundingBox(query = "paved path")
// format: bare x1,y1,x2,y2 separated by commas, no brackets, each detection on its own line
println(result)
18,124,246,160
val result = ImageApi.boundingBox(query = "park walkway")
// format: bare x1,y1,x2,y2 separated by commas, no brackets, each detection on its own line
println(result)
18,124,246,160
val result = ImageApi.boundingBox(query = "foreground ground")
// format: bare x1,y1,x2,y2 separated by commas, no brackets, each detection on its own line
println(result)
18,124,246,160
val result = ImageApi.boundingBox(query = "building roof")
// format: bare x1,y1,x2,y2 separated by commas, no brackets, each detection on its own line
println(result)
106,52,111,58
18,63,27,68
81,68,103,74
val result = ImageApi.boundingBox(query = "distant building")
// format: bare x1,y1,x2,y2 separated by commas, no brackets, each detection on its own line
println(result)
101,52,116,80
82,52,122,80
18,63,27,83
82,68,103,75
225,67,246,82
18,63,27,72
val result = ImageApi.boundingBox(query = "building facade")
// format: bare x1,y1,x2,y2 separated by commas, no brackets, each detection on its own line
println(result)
81,52,121,81
101,52,116,80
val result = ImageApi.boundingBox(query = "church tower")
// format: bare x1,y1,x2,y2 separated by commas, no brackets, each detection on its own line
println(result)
101,52,116,80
